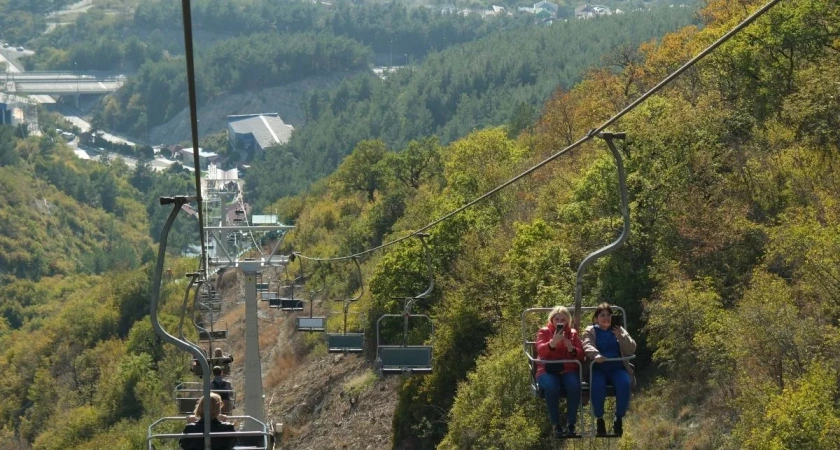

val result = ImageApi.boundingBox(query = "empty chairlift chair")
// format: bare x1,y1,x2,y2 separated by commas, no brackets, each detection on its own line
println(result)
375,234,435,375
294,256,327,332
270,273,305,311
326,257,365,353
197,320,228,342
376,305,434,375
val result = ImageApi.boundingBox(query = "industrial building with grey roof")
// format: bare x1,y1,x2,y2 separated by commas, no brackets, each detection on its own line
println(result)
227,113,294,152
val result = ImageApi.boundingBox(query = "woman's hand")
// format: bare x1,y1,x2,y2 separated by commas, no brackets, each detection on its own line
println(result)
594,354,606,363
561,336,574,352
551,331,563,347
612,326,622,338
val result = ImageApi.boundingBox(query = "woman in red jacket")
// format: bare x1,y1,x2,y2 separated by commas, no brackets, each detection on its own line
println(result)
535,306,585,437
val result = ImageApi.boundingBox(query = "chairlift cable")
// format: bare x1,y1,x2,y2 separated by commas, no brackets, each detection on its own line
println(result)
292,0,783,263
181,0,208,269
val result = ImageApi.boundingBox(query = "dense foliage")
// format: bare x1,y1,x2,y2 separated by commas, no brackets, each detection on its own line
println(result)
0,127,203,448
4,0,840,449
246,7,698,208
270,0,840,448
91,31,371,135
0,0,73,45
133,0,528,60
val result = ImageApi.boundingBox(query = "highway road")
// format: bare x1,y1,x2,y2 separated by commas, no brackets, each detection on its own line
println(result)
0,49,137,146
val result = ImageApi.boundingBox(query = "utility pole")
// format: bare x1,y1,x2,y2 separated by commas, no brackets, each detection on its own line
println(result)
74,61,79,108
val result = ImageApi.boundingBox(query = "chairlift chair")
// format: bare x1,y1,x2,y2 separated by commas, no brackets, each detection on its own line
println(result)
174,381,235,415
375,234,435,375
147,416,270,450
521,131,635,439
326,257,365,353
296,258,327,332
197,299,222,313
271,261,306,311
269,298,304,311
197,320,228,342
521,306,629,438
376,308,434,375
326,302,365,354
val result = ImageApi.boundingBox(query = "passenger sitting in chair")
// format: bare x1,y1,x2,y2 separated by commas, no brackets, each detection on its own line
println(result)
210,348,233,374
179,392,236,450
582,302,636,437
210,366,234,413
535,306,584,437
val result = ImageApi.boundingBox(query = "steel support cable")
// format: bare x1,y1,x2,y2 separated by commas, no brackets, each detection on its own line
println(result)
180,0,207,265
294,0,783,264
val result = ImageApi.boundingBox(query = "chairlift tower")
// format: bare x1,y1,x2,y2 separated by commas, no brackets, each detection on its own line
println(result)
202,184,293,430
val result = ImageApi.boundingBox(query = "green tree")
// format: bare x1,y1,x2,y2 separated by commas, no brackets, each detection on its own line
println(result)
333,139,389,202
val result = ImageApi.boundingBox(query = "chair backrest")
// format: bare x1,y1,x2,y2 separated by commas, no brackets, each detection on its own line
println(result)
296,317,325,331
147,415,270,450
177,397,198,414
327,333,364,353
378,345,433,370
278,299,303,311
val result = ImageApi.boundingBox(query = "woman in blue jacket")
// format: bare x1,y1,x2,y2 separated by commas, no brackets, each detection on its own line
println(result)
582,302,636,437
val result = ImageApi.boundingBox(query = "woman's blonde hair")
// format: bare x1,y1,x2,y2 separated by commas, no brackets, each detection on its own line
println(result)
547,305,571,324
194,392,223,419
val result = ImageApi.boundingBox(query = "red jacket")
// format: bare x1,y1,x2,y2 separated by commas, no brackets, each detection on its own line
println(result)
535,323,584,379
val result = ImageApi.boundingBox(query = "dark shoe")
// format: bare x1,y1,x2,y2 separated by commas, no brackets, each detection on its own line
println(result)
614,418,623,436
596,418,607,436
565,424,577,437
552,424,565,438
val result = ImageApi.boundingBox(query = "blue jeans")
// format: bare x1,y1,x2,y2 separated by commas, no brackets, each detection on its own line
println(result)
537,371,581,427
590,366,631,419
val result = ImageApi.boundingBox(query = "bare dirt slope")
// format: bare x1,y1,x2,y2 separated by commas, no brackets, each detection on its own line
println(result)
147,71,364,146
214,267,400,450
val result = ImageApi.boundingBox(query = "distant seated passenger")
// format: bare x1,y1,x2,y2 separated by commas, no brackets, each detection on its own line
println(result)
210,348,234,375
210,366,234,413
179,392,236,450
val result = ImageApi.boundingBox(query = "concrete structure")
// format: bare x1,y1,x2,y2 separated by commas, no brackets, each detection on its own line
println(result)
0,93,37,131
177,147,220,170
0,93,25,126
252,215,279,225
207,163,239,181
227,113,294,152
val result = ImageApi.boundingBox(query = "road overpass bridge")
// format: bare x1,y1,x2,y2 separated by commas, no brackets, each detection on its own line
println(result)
2,71,126,96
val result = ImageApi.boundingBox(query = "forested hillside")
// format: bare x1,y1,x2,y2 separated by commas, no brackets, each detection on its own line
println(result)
246,7,698,207
3,0,839,449
20,0,696,204
267,0,840,448
0,117,214,448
